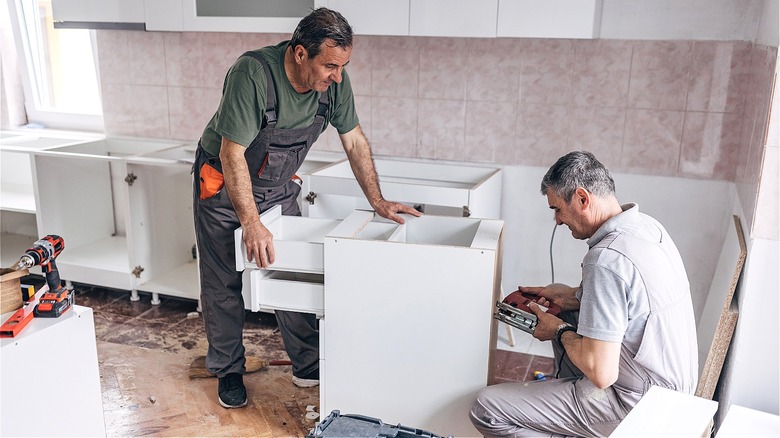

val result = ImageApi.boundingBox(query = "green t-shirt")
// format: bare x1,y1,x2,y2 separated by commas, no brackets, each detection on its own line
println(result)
200,41,359,156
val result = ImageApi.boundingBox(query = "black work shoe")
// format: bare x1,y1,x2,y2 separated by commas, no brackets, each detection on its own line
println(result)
292,368,319,388
218,373,247,408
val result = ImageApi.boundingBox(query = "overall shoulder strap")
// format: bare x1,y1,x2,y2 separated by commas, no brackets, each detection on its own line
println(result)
240,51,277,127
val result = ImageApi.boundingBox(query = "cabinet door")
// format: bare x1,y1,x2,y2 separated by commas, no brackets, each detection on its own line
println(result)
181,0,315,33
52,0,145,25
326,0,409,36
410,0,497,37
144,0,182,31
497,0,602,39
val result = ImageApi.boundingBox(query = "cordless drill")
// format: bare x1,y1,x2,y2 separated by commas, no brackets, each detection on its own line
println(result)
12,235,73,317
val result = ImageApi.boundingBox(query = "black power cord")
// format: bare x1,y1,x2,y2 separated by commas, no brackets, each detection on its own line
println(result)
549,223,558,283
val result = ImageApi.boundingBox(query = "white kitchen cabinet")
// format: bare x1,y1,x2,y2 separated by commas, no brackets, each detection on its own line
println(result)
237,208,503,436
410,0,498,37
497,0,603,39
322,0,409,36
0,130,104,273
145,0,329,33
305,157,502,219
51,0,145,29
1,305,105,437
124,144,198,304
322,212,502,436
30,137,184,295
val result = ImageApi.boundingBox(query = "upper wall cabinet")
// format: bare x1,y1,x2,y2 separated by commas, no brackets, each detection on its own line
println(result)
409,0,498,38
497,0,603,39
324,0,409,36
146,0,328,32
51,0,145,29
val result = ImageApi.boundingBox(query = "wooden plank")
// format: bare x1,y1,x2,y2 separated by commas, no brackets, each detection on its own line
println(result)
695,215,746,399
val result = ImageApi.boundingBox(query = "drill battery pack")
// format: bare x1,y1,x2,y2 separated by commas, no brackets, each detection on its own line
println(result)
33,287,74,318
307,410,451,438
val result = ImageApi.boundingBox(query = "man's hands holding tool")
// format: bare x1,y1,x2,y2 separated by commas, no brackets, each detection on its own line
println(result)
518,283,579,341
519,283,581,312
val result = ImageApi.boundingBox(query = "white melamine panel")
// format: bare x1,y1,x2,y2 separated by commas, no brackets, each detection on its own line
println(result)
325,0,409,35
144,0,183,31
410,0,498,37
1,306,105,437
51,0,145,23
0,152,35,213
250,269,324,315
125,156,197,299
497,0,603,39
321,213,502,437
610,385,717,437
307,158,502,219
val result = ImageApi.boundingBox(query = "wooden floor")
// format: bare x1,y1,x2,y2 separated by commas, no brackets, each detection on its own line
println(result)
67,281,554,437
99,342,318,437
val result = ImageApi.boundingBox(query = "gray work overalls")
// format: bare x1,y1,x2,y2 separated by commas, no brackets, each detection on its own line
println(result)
192,51,328,378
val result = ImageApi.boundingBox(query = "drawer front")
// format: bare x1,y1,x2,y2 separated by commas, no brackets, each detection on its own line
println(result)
250,270,324,316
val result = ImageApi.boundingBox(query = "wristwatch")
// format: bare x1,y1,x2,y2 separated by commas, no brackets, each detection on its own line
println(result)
555,323,577,349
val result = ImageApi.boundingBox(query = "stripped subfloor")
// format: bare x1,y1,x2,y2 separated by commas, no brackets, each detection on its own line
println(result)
66,281,554,437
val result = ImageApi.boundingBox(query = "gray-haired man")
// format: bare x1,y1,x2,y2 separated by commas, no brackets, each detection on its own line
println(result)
471,151,698,436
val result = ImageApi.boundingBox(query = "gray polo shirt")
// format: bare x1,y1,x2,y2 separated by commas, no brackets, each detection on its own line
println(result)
576,203,698,392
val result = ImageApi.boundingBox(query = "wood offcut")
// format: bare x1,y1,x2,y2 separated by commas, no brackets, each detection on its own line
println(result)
695,215,747,400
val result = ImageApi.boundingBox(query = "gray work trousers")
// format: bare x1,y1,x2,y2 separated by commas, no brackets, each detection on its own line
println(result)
470,312,646,437
193,150,319,378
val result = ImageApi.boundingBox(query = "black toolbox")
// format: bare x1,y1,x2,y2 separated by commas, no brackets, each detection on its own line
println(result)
307,410,452,438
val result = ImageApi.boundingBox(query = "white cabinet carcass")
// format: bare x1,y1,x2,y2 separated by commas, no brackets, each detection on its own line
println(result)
237,207,503,437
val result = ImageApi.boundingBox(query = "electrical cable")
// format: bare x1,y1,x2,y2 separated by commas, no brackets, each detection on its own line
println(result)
549,223,558,283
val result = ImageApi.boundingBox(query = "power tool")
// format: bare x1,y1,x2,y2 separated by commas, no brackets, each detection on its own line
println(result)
494,289,563,334
11,235,73,318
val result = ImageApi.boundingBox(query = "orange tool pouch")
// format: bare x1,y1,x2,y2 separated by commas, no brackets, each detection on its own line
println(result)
199,162,224,200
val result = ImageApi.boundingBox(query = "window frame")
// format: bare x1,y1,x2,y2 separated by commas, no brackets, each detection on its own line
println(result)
7,0,104,132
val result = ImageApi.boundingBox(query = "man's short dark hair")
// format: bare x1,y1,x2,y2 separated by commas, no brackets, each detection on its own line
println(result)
541,151,616,202
290,7,353,59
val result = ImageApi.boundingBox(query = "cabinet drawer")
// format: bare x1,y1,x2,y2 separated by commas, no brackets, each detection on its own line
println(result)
235,205,341,273
250,270,324,316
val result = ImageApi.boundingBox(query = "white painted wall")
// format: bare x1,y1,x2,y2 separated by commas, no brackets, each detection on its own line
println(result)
499,165,735,326
725,237,780,415
600,0,765,42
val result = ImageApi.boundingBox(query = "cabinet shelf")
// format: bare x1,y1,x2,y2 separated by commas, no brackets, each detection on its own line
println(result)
136,260,199,300
0,183,36,213
57,236,135,290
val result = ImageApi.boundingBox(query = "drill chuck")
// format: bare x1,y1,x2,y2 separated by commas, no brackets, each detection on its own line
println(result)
17,254,36,270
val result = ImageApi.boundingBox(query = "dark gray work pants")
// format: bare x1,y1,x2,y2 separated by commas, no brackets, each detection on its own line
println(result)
193,151,318,378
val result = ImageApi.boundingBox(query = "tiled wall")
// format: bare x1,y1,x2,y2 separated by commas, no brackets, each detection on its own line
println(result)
95,31,776,191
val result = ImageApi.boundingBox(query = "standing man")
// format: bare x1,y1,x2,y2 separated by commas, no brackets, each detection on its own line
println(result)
471,151,698,436
193,7,420,409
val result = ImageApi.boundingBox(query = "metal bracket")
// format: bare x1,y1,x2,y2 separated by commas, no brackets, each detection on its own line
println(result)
132,266,144,278
494,301,537,334
305,191,317,205
125,172,137,186
462,206,471,217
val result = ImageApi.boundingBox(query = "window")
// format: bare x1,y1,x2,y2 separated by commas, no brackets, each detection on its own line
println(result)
6,0,103,130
